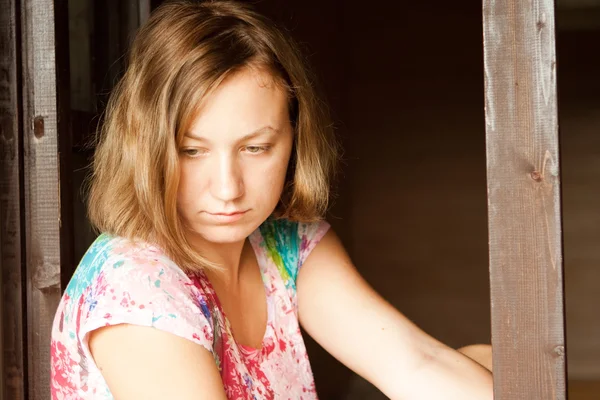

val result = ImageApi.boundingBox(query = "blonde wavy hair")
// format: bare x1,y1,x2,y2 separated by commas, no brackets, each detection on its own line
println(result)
87,0,339,271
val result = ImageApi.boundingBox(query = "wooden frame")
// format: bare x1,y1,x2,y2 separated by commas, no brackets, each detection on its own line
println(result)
0,0,26,398
19,0,72,398
483,0,567,398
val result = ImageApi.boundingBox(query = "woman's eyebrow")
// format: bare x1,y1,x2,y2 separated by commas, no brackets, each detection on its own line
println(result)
183,126,280,143
238,126,280,142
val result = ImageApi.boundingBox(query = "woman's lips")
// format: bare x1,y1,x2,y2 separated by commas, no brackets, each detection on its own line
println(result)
205,210,248,223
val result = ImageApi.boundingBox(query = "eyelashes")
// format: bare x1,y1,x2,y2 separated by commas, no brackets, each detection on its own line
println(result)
179,145,272,158
243,145,271,154
180,148,206,157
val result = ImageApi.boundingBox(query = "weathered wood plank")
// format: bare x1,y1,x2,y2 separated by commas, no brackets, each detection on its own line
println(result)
20,0,72,398
483,0,567,399
0,0,26,398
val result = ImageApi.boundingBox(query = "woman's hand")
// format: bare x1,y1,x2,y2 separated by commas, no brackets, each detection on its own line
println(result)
458,344,493,371
297,229,493,400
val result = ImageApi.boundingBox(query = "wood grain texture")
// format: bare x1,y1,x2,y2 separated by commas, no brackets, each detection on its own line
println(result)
483,0,567,399
0,0,26,398
20,0,69,398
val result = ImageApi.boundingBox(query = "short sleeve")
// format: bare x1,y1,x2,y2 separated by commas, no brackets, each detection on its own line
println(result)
257,218,330,289
78,251,214,360
297,220,331,268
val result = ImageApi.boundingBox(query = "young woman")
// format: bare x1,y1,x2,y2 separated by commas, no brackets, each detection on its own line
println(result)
51,1,493,399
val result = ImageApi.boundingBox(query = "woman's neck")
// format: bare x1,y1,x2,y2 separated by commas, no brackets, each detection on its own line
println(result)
186,232,249,287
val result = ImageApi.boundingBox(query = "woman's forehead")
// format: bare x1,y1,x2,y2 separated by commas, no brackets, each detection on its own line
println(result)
185,69,291,141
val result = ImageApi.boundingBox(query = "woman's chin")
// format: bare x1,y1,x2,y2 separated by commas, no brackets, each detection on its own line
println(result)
190,222,259,244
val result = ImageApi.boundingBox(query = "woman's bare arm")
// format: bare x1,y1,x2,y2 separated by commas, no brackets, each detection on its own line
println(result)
89,324,227,399
297,229,493,400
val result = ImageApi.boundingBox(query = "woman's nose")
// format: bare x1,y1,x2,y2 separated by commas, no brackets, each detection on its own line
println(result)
211,155,244,202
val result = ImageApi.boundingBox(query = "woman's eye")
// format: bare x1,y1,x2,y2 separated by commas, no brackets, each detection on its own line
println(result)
180,148,205,157
244,145,269,154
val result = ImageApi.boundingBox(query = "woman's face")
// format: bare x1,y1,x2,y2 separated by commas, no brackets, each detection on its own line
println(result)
177,68,293,245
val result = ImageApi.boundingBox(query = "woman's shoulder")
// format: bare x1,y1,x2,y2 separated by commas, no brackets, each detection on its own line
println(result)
64,234,187,301
252,217,331,288
57,233,214,351
257,216,329,243
257,217,330,256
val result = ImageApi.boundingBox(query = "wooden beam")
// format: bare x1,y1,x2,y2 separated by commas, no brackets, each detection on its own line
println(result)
139,0,151,24
0,0,26,398
482,0,567,399
20,0,72,398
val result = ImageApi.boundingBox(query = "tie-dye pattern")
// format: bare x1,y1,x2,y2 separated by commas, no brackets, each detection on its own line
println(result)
259,219,300,289
51,218,330,399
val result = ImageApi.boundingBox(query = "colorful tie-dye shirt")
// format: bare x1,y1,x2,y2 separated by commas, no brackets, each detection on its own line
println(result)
51,218,330,399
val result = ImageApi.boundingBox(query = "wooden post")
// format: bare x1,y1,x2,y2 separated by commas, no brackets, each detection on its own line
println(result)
0,0,26,398
20,0,72,398
139,0,151,25
482,0,567,399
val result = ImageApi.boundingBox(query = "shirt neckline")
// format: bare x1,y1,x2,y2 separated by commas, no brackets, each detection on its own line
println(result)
200,228,272,355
